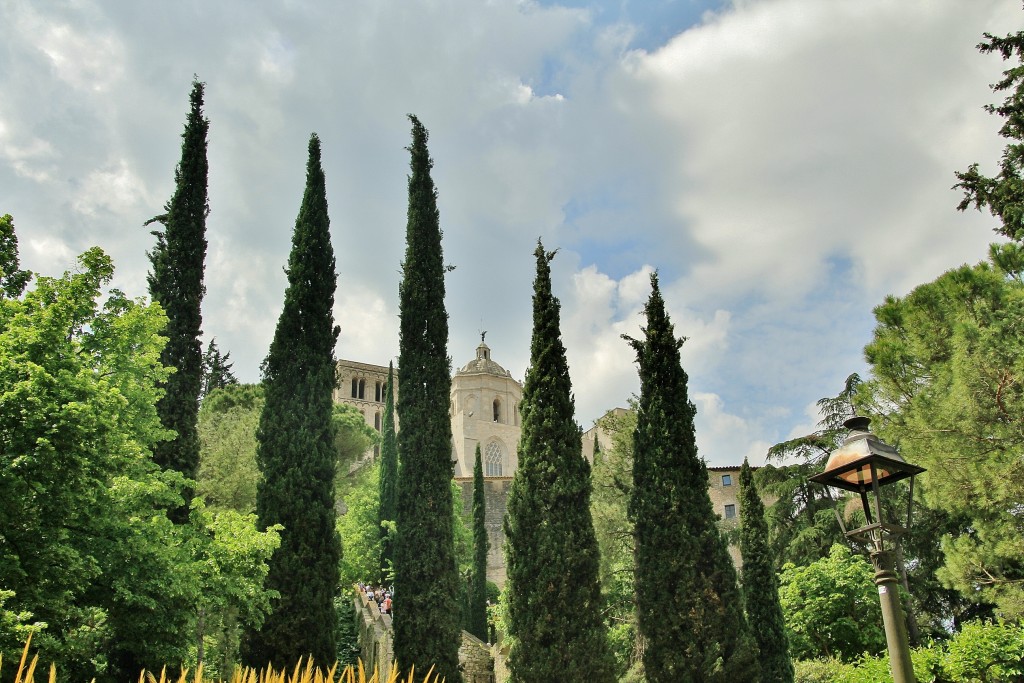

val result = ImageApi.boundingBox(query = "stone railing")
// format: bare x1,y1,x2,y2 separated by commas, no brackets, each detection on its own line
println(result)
353,589,495,682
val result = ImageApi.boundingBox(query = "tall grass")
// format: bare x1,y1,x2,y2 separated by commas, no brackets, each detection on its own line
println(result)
2,636,442,683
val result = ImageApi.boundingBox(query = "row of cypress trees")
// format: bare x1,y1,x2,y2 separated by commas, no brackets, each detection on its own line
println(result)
149,78,792,682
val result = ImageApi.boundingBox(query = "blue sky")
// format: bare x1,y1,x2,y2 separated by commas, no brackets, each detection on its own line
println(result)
0,0,1017,465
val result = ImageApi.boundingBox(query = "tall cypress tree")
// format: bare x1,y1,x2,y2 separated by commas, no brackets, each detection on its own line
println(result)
245,134,340,669
469,444,489,641
739,458,794,682
378,361,398,582
393,115,461,682
625,273,757,683
504,242,616,683
147,79,209,508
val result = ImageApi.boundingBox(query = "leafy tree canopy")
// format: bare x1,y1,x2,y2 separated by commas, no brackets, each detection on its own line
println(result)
859,258,1024,619
779,544,886,662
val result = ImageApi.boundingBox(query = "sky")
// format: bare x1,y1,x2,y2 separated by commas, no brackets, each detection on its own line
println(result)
1,0,1018,467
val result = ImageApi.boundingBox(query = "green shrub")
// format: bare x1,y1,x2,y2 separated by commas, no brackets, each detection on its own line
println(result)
794,657,846,683
943,620,1024,682
794,620,1024,683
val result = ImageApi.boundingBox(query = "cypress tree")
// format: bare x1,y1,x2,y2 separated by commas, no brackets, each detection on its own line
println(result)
469,444,489,641
378,361,398,582
147,79,209,509
625,272,758,683
504,242,616,683
739,458,794,682
245,134,340,669
393,115,461,682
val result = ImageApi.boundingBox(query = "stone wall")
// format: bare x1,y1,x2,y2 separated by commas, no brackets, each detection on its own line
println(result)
354,590,393,677
456,476,513,587
459,631,495,683
354,589,495,681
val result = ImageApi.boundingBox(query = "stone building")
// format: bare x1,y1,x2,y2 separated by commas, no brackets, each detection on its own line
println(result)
336,342,755,586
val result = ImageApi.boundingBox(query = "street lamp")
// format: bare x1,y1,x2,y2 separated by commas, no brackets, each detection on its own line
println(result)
808,416,925,683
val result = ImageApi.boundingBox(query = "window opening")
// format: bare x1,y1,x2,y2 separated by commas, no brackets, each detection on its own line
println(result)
493,398,501,423
722,474,732,487
485,442,503,477
351,378,358,398
724,504,736,519
358,379,366,400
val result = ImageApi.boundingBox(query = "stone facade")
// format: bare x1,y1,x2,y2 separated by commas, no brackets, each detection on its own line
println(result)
449,341,522,479
334,359,399,461
336,345,761,586
456,476,513,586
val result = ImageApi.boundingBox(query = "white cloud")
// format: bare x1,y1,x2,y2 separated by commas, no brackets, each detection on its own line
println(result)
2,0,1020,465
71,159,152,218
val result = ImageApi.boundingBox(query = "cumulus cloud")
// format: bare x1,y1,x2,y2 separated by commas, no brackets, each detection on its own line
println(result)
1,0,1019,462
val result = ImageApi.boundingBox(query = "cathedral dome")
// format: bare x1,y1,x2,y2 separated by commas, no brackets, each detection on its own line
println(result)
456,339,512,378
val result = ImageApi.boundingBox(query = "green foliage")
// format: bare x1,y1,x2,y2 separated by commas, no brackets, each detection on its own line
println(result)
198,384,264,513
795,621,1024,683
625,272,757,683
793,658,845,683
337,462,383,588
246,134,340,669
0,244,194,681
333,595,361,668
504,242,615,683
942,620,1024,682
468,445,489,641
185,502,281,678
201,338,238,399
859,260,1024,618
0,213,31,298
393,115,461,682
378,363,398,582
955,26,1024,244
779,544,886,662
761,374,859,570
332,402,379,495
590,406,642,679
147,80,210,507
739,459,794,682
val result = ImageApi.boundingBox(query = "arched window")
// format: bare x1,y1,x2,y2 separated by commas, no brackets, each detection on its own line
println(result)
485,442,503,477
358,378,366,399
374,412,381,431
375,381,383,402
351,378,358,398
493,398,501,423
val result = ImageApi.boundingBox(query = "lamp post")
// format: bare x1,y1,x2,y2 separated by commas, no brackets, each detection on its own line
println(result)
808,416,924,683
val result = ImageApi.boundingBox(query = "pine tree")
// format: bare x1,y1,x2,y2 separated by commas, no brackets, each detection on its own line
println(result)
147,79,209,508
739,458,794,683
0,213,31,298
469,444,489,641
504,242,616,683
201,338,238,399
393,115,461,682
378,361,398,582
244,134,340,669
625,272,758,683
